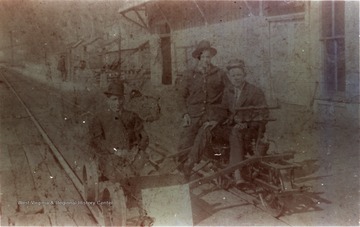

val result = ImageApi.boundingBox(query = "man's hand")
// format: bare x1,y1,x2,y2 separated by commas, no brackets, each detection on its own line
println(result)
234,123,247,130
202,121,218,130
131,149,150,172
182,113,191,127
113,147,138,164
113,148,128,158
222,117,234,125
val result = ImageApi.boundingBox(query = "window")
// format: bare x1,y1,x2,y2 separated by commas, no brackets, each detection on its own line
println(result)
321,0,345,94
263,1,305,16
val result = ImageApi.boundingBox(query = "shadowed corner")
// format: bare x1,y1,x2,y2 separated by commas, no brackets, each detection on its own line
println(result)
190,194,250,226
281,159,333,216
282,191,332,216
293,159,321,178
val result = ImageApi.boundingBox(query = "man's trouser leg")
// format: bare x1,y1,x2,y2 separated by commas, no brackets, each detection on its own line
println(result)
99,154,134,183
183,125,213,177
62,71,67,81
229,127,245,165
229,127,246,184
177,117,201,163
188,126,213,164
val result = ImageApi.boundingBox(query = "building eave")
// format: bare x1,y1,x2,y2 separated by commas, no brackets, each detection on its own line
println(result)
117,0,152,14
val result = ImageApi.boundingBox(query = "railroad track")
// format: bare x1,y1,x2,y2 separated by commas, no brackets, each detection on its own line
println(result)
1,69,106,225
1,67,293,226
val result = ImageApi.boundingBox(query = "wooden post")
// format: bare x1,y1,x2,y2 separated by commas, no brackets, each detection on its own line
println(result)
68,48,72,81
118,27,122,77
9,31,14,65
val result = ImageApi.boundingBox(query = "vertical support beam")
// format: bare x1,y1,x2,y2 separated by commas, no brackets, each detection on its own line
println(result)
68,48,72,82
171,41,178,84
118,27,122,76
9,31,14,66
331,0,335,36
44,47,47,64
266,19,277,102
331,0,338,91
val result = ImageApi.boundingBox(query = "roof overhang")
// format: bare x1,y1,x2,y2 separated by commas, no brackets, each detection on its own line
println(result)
118,0,153,31
117,0,152,14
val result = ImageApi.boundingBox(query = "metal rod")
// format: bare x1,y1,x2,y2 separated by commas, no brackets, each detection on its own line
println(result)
193,0,207,26
121,12,147,29
134,9,148,29
188,152,295,188
234,105,281,111
319,35,345,41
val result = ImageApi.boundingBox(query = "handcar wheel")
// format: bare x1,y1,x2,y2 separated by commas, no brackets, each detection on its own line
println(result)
259,191,285,218
100,182,127,226
82,161,99,201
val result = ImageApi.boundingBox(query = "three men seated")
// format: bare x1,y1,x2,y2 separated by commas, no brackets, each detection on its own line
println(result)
89,40,270,186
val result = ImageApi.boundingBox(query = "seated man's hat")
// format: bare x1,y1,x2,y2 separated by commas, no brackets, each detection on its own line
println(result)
104,82,124,97
226,59,245,70
192,40,217,59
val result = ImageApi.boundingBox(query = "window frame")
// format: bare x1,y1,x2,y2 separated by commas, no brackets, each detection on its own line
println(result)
320,0,346,97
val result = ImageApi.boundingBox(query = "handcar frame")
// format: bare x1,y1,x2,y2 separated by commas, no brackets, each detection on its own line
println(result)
82,105,311,225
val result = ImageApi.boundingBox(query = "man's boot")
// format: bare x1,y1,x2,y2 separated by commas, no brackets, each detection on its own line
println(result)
183,159,194,180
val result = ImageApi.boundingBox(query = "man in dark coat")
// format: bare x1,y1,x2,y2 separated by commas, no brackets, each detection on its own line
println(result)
89,82,149,182
177,40,229,178
222,59,269,184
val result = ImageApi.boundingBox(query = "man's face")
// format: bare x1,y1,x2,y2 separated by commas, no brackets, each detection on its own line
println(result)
107,95,124,112
228,67,246,88
80,61,86,69
198,50,212,68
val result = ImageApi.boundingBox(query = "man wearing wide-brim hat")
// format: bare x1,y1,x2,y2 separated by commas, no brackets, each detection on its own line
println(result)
222,59,269,185
89,82,149,182
177,40,229,179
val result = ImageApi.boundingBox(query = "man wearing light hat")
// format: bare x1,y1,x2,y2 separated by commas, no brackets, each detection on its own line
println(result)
89,82,149,182
177,40,229,178
222,59,269,184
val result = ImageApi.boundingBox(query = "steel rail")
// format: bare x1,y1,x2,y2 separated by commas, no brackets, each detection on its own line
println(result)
1,71,105,226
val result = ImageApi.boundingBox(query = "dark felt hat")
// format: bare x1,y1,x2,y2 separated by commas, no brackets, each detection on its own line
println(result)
192,40,217,59
226,59,245,70
104,82,124,97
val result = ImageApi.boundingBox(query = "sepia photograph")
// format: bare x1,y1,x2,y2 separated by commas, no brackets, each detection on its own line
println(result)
0,0,359,226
